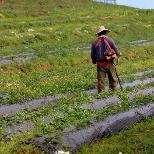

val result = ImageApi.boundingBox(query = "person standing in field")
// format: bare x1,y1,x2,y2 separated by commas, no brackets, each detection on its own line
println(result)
0,0,4,4
91,26,121,93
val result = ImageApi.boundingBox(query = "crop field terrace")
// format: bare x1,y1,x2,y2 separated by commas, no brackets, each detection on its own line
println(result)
0,0,154,153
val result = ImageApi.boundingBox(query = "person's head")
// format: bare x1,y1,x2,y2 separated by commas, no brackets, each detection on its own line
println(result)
96,26,110,36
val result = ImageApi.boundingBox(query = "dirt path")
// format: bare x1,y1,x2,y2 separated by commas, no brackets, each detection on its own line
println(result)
81,87,154,110
131,70,153,77
0,95,60,116
86,77,154,94
0,55,34,64
129,40,154,46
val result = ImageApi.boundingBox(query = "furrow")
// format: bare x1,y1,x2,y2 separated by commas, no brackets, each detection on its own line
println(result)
0,95,60,116
32,103,154,153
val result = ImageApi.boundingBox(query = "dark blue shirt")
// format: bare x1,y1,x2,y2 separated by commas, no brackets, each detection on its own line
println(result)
91,36,120,64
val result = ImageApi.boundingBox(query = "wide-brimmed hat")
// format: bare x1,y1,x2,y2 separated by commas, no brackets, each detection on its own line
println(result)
96,26,110,34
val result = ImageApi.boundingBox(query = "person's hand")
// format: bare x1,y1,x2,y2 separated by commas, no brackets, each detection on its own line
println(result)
119,52,122,56
112,53,116,59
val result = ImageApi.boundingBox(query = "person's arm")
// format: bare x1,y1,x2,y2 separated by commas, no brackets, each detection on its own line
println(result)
108,38,121,56
91,42,97,64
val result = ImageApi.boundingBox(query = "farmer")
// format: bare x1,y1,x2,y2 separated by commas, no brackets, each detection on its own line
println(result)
91,26,121,93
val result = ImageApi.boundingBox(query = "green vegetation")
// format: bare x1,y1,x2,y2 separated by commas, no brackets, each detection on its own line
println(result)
0,0,154,153
77,118,154,154
0,0,153,104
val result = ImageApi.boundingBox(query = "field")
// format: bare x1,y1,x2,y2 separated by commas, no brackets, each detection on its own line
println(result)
78,118,154,154
0,0,154,153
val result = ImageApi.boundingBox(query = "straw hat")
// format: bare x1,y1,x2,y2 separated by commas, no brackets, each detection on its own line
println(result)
96,26,110,34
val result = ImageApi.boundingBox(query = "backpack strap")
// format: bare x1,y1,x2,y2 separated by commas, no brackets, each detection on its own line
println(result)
95,36,112,50
95,37,102,47
103,38,112,51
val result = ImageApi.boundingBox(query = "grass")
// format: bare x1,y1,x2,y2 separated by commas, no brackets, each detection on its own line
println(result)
0,84,153,152
0,0,154,153
0,48,153,105
77,118,154,154
0,1,153,56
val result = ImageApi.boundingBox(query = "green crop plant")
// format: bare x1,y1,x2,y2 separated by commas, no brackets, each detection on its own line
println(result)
0,0,153,153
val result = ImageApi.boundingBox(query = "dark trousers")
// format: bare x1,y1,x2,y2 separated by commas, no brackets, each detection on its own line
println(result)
97,63,117,93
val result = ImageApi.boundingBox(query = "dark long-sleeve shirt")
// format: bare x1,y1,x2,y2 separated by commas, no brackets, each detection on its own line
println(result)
91,36,120,64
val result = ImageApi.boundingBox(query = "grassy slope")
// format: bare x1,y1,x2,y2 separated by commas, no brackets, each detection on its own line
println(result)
0,0,153,104
0,0,154,153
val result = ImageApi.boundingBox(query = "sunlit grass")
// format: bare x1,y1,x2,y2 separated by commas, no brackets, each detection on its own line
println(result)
0,0,153,153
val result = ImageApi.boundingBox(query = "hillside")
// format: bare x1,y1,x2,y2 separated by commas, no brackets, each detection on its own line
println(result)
0,0,154,153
